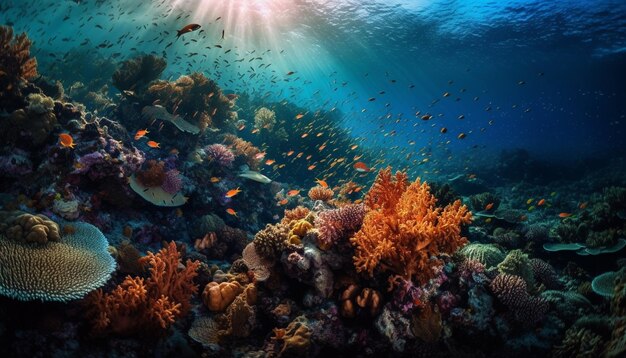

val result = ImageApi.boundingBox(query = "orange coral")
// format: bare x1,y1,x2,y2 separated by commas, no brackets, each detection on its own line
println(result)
281,206,310,225
86,241,199,335
222,134,262,170
308,186,334,202
351,167,472,285
202,281,243,312
135,160,166,188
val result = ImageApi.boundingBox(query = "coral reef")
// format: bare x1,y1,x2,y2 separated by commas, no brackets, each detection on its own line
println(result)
351,168,472,285
314,203,364,249
254,107,277,131
307,185,334,202
111,54,166,92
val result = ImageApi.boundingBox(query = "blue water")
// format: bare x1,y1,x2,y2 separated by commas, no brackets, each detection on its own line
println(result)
1,0,625,160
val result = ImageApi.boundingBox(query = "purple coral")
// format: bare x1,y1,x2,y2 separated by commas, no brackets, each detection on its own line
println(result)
161,169,182,194
204,143,235,168
315,203,365,249
490,273,548,325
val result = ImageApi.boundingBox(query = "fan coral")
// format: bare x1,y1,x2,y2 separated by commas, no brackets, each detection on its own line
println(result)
222,134,262,170
254,107,276,131
351,168,472,285
315,203,365,249
489,273,548,325
0,215,115,302
253,223,289,260
86,241,199,335
0,26,37,109
111,54,166,92
204,143,235,168
202,281,243,312
308,185,334,202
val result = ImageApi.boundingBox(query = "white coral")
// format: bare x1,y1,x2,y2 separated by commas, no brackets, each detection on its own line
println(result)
26,93,55,114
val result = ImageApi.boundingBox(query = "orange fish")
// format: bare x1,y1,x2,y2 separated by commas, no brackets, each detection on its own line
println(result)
484,203,494,211
58,133,75,148
315,179,328,188
353,161,370,173
147,140,160,148
226,208,237,216
265,159,276,165
301,133,309,138
537,199,546,206
287,150,294,156
295,114,304,120
287,189,300,197
255,152,266,160
251,128,260,134
176,23,201,38
134,129,149,140
277,198,289,206
318,144,326,151
351,145,359,150
558,212,572,218
210,177,220,183
225,187,242,198
579,202,588,209
308,165,316,170
237,124,246,131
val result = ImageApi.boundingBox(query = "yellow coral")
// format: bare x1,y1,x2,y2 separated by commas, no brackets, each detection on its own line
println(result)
351,168,472,285
288,219,313,245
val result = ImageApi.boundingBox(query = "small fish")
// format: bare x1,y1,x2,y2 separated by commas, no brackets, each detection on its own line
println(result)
210,177,220,183
226,208,237,216
176,24,201,38
579,202,588,209
286,71,295,75
265,159,276,165
537,199,546,206
277,198,288,206
307,164,316,170
421,114,432,121
457,133,466,139
315,179,328,188
58,133,75,148
440,127,447,134
134,128,149,140
225,187,242,198
558,212,572,218
147,140,160,148
254,152,266,160
295,113,304,120
353,161,371,173
287,189,300,197
484,203,494,211
221,29,225,39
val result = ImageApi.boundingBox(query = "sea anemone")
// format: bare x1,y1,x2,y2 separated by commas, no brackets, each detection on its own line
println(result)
204,143,235,168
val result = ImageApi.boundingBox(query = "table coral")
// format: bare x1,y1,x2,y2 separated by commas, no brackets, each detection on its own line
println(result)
86,241,199,335
0,215,115,302
351,168,472,285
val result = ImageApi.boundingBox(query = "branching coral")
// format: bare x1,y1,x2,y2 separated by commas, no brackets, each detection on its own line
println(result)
111,54,166,92
315,203,365,250
0,26,37,109
351,168,472,285
222,134,262,170
86,241,199,335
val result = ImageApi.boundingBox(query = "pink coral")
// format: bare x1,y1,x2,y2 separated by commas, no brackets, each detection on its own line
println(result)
315,203,365,250
161,169,182,194
205,143,235,168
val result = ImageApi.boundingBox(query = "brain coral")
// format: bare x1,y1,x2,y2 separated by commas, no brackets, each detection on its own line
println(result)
0,217,116,301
